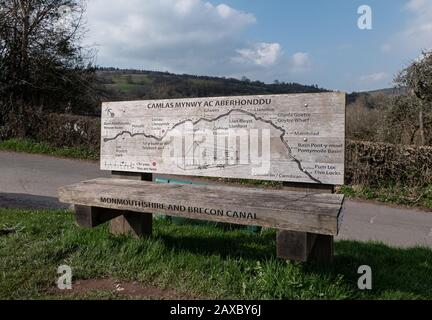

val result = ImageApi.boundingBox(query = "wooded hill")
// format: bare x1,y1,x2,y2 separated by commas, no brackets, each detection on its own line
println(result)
96,68,328,103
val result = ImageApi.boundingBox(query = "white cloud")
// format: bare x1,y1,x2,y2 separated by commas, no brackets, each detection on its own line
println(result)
233,42,282,67
85,0,256,72
84,0,315,85
359,72,388,82
406,0,428,11
216,3,239,19
381,1,431,58
396,0,432,51
404,0,432,36
290,52,311,72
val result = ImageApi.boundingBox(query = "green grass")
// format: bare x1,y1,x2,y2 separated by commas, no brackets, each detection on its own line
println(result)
0,138,98,160
339,184,432,210
1,208,432,300
111,74,152,85
108,74,153,93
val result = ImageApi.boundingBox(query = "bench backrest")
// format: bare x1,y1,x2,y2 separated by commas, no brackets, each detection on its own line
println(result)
101,92,345,185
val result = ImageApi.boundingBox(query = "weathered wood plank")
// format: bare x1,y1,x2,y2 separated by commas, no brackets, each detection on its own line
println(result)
78,178,345,207
277,181,335,263
109,172,153,237
59,178,344,235
62,182,343,218
100,92,346,185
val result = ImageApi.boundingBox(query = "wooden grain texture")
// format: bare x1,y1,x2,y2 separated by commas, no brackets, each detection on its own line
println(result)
100,92,346,185
59,178,344,235
109,172,153,237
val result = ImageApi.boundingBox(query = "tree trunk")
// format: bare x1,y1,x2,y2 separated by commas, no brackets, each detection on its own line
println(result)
19,1,31,86
419,105,425,145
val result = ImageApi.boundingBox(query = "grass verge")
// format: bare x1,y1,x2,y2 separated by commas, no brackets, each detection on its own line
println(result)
1,208,432,300
339,184,432,210
0,138,98,160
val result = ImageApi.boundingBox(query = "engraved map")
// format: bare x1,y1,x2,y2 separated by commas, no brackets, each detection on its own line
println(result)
101,92,346,185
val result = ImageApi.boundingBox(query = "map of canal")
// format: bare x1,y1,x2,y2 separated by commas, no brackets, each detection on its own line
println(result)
101,93,345,185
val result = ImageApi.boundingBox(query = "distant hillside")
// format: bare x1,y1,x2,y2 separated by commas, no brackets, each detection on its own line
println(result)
96,68,328,102
347,87,406,104
366,87,407,96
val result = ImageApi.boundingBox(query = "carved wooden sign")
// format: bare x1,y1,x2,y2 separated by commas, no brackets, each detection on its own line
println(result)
101,92,345,185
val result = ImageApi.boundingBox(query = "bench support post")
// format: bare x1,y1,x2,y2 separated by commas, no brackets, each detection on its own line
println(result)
109,171,153,238
74,205,122,228
277,182,335,264
276,231,333,263
276,231,316,262
308,234,334,264
110,211,152,238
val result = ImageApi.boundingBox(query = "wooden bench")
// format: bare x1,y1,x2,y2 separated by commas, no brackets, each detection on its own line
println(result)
58,92,346,263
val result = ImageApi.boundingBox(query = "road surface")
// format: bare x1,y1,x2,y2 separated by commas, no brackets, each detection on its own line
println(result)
1,151,431,248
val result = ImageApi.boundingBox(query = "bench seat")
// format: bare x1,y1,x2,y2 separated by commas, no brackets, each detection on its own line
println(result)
58,178,344,236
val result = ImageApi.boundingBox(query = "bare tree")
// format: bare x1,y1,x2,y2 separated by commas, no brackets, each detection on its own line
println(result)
0,0,98,115
395,51,432,145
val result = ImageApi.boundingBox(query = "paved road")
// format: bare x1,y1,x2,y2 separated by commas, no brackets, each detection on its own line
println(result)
1,151,432,248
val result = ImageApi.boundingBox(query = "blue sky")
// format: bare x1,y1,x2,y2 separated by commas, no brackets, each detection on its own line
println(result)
85,0,432,92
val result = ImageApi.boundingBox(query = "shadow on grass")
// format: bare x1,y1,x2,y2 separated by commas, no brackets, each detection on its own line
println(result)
328,241,432,298
156,227,276,260
3,208,431,299
154,223,432,297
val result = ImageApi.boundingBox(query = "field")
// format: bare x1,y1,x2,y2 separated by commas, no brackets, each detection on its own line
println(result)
96,69,325,102
103,73,153,94
1,208,432,300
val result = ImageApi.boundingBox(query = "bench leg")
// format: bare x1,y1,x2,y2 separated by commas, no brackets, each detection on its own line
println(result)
308,234,334,264
110,212,153,238
109,171,153,238
74,205,122,228
277,230,317,262
276,231,334,264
